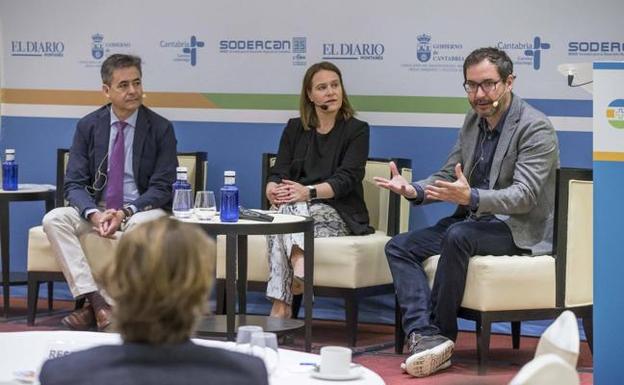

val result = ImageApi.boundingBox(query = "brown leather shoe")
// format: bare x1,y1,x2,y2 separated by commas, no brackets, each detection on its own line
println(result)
61,304,96,331
94,305,112,332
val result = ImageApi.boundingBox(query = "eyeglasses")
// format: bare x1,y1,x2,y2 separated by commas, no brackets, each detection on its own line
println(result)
463,79,502,94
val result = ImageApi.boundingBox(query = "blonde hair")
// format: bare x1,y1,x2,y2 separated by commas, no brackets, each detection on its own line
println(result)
299,61,355,131
103,217,215,344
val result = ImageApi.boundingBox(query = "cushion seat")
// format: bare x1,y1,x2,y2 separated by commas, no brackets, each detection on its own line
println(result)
217,230,392,289
27,226,119,275
423,254,556,311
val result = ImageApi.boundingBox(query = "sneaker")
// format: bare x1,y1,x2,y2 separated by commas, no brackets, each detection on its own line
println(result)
403,333,454,377
401,359,452,374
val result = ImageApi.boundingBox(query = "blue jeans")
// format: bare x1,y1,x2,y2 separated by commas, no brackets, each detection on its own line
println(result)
385,215,526,341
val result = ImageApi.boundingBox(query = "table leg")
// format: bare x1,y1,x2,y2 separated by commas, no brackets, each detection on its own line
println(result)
45,196,55,213
225,234,237,341
304,225,314,352
237,235,248,314
0,200,10,317
45,196,56,311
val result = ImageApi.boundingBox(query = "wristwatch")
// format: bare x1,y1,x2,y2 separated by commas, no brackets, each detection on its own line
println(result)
306,185,317,201
121,205,135,223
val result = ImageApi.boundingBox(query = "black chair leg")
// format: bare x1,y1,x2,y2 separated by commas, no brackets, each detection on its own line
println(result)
476,316,492,375
511,321,521,349
291,294,302,319
215,279,226,314
27,276,40,326
394,295,405,354
345,294,358,347
47,281,54,311
582,315,593,353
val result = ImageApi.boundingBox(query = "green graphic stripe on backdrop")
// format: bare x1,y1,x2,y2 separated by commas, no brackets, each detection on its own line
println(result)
202,93,470,114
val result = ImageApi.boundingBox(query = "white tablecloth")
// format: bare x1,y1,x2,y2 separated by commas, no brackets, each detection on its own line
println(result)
0,331,384,385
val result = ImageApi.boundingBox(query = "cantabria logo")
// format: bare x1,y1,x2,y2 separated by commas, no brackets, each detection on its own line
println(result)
606,99,624,129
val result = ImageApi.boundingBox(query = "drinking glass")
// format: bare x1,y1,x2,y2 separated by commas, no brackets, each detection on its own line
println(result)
250,331,279,375
235,325,264,354
172,189,193,218
194,190,217,220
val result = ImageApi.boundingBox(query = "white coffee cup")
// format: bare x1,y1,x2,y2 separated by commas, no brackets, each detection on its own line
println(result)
319,346,352,376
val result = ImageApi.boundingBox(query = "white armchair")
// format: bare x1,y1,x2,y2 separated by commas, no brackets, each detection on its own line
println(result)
215,154,412,346
395,168,593,374
26,150,207,325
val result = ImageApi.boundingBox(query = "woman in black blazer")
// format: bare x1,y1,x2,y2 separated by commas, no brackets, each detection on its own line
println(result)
266,61,373,318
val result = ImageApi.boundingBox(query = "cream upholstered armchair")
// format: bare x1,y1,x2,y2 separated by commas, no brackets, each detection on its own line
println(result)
26,149,207,325
395,168,593,374
215,153,412,346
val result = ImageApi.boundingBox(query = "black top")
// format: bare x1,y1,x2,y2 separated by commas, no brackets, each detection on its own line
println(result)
39,341,269,385
269,117,374,235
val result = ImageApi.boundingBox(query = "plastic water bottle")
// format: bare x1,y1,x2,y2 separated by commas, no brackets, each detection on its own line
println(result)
172,167,192,192
171,167,192,218
220,170,239,222
2,149,18,191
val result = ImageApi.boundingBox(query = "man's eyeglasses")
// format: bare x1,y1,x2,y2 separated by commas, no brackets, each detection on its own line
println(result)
463,79,502,94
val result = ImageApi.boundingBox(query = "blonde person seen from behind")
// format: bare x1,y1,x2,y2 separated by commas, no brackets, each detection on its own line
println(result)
39,218,269,385
266,61,374,319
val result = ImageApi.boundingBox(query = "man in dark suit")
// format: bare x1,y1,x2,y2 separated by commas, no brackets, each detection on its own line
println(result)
42,54,177,331
375,47,559,377
39,218,269,385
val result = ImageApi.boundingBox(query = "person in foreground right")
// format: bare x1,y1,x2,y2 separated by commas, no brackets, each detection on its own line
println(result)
39,218,268,385
375,47,559,377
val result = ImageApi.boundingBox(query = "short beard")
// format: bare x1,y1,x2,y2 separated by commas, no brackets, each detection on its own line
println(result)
470,100,497,118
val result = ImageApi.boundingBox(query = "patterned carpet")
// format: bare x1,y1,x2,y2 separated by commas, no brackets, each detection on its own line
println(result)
2,298,594,384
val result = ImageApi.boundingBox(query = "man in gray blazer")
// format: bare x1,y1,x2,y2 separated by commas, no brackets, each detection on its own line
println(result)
375,47,559,377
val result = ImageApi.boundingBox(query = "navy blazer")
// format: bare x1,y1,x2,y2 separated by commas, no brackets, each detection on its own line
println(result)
64,104,178,215
39,342,269,385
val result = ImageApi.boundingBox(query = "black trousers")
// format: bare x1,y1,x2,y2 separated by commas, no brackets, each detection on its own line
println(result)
385,215,526,341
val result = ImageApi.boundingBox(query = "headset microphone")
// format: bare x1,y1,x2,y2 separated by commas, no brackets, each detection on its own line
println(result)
491,89,506,109
313,101,329,111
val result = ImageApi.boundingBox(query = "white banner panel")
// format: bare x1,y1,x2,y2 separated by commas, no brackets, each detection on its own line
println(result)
1,0,621,96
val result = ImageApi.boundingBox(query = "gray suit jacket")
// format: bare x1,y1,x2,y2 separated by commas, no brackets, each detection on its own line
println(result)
413,95,559,254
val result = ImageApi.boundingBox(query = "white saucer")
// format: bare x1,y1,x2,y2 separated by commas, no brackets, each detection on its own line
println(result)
310,364,363,381
13,369,36,383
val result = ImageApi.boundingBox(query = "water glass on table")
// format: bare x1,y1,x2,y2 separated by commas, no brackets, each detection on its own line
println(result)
250,331,280,375
235,325,264,354
172,189,193,218
194,190,217,220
